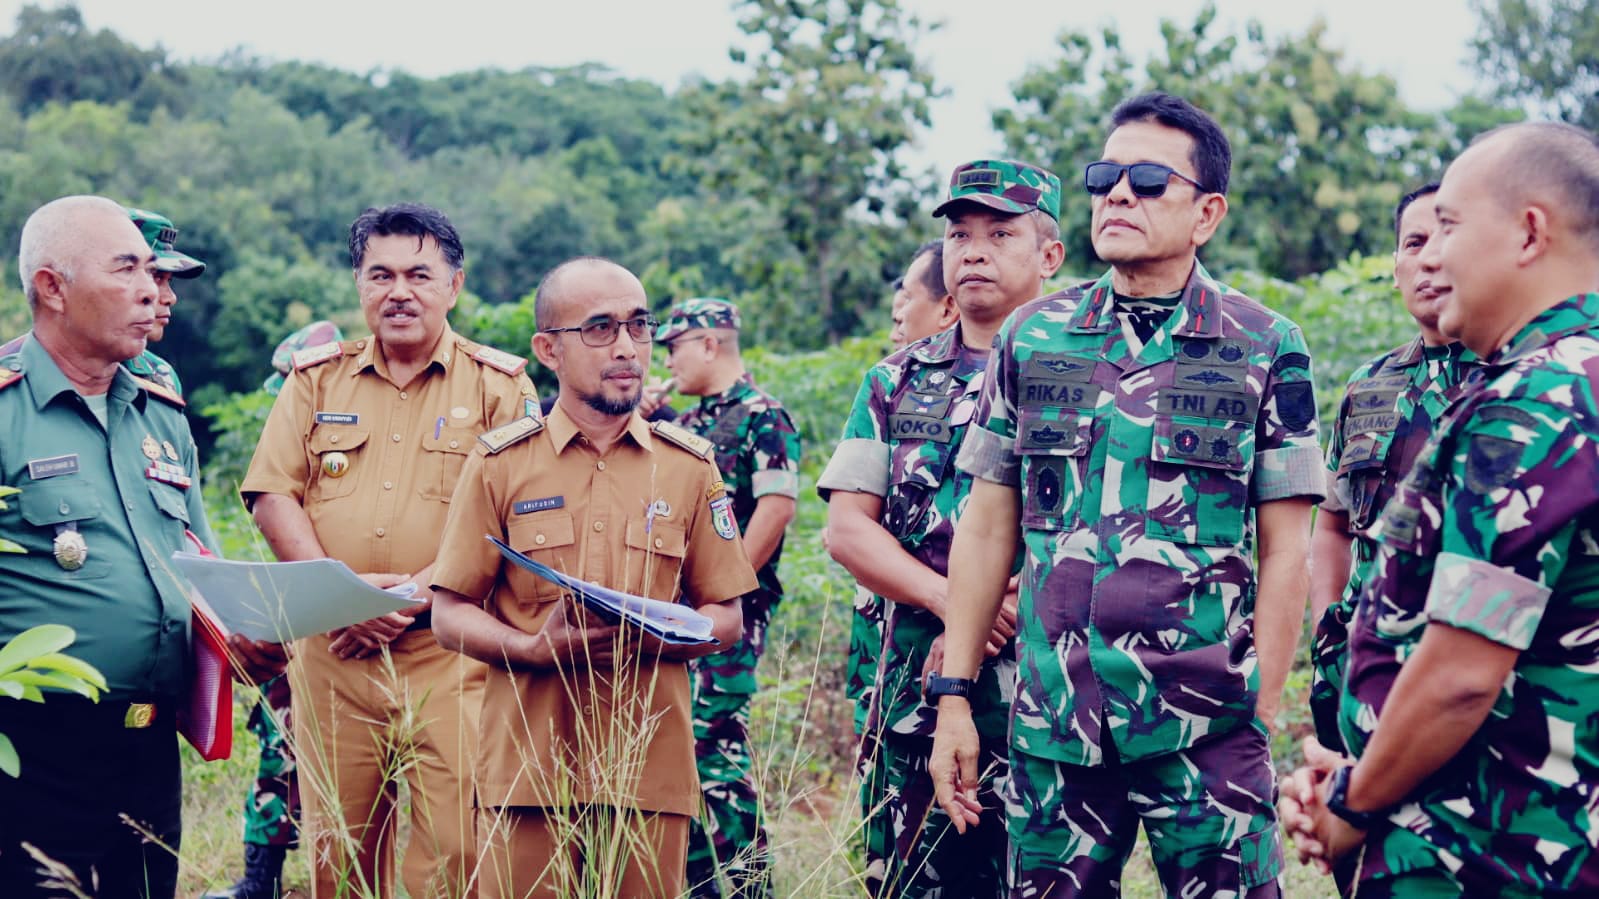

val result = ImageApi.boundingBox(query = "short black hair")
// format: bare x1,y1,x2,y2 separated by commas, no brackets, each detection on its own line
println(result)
910,240,946,299
1475,121,1599,253
1394,182,1441,244
1109,92,1232,196
349,203,465,272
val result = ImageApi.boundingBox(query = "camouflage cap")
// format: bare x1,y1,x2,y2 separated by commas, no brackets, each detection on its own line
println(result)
263,320,344,395
655,298,741,344
127,207,207,279
932,159,1061,221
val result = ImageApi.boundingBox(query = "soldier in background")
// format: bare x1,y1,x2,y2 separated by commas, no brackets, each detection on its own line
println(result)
656,298,800,898
822,159,1065,896
889,241,957,350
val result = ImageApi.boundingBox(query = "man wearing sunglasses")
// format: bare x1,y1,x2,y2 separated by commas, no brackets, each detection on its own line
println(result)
931,92,1322,897
822,158,1065,896
242,203,538,899
654,298,799,898
431,256,756,899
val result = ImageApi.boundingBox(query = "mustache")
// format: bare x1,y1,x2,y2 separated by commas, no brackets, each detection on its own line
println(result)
602,362,644,380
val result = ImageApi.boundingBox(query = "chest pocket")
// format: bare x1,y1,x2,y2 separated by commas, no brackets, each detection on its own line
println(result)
19,482,110,580
421,426,477,502
1147,415,1254,546
307,426,369,501
148,480,191,545
884,388,961,541
1016,405,1092,531
1338,376,1406,529
505,510,577,606
624,519,688,603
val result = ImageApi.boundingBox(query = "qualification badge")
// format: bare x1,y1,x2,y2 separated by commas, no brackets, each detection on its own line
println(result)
141,435,162,460
322,451,350,479
53,528,88,570
162,440,179,461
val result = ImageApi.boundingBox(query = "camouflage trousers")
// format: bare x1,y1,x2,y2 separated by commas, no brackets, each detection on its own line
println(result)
1309,596,1356,755
243,674,300,848
1007,723,1283,898
857,731,1009,898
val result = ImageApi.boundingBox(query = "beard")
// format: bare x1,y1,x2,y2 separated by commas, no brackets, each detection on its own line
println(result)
578,362,644,416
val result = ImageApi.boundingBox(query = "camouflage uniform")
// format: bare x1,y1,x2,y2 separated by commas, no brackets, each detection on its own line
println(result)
957,263,1324,897
1310,338,1475,753
1339,292,1599,897
819,323,1015,898
243,675,299,847
659,301,802,899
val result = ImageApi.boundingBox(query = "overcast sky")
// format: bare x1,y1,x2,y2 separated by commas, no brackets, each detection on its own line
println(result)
10,0,1481,176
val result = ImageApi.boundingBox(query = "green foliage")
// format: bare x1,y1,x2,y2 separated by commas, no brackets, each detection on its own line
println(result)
1472,0,1599,129
0,5,184,116
0,624,108,777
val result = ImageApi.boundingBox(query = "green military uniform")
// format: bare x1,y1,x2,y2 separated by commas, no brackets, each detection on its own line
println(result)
658,300,801,899
1340,293,1599,897
0,335,214,894
959,262,1323,896
1310,338,1474,753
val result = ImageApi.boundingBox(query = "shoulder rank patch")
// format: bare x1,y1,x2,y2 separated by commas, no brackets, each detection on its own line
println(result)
0,369,21,392
472,345,529,376
292,341,345,371
478,416,544,454
133,376,185,408
651,420,714,459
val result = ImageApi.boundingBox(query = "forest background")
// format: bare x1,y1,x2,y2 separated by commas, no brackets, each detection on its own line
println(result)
0,0,1595,893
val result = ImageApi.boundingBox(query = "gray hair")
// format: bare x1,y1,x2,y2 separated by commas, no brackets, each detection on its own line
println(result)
18,195,126,308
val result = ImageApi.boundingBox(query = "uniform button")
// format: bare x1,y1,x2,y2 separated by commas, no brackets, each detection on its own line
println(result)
399,391,408,400
449,440,459,449
357,340,367,349
593,521,604,533
330,434,340,444
392,433,402,442
654,538,663,549
582,705,594,716
58,501,70,514
534,534,546,546
375,527,386,537
124,502,133,512
383,481,393,490
596,461,606,471
163,620,179,632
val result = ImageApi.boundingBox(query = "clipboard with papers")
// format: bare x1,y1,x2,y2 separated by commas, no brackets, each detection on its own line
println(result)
487,535,716,645
170,552,423,643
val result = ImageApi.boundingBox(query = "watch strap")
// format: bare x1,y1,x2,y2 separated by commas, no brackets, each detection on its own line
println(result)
924,674,975,701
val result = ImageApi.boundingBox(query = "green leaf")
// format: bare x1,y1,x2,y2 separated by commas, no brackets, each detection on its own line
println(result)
3,670,97,699
0,538,23,553
0,732,17,778
0,624,75,675
26,653,107,690
0,485,19,498
0,680,21,700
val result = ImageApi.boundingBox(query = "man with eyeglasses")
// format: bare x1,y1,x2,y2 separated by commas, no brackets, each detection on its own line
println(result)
430,256,756,899
822,159,1065,896
241,203,538,899
930,92,1322,898
653,298,799,898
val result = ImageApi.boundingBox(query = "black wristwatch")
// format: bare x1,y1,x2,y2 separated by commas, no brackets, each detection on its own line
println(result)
1326,765,1380,830
924,675,975,702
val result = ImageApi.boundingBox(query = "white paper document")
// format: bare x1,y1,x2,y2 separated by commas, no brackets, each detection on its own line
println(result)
171,552,423,642
488,535,716,645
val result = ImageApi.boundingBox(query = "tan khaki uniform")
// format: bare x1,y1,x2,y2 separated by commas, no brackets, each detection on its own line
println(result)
431,404,758,899
241,325,536,899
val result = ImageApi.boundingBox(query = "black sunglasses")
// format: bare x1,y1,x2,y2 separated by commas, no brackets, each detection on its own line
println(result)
540,315,657,348
1084,161,1208,198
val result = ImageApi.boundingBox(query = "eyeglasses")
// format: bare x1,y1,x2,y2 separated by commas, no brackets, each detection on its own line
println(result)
540,315,658,348
1084,161,1208,198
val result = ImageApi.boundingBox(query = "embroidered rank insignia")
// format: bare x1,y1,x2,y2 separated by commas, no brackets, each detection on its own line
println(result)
651,421,714,459
710,496,736,540
133,376,185,408
291,341,344,371
472,345,529,376
479,416,544,454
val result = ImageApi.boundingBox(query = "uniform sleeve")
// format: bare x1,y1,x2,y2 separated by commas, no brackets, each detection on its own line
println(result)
239,367,315,505
681,461,760,607
956,315,1022,486
749,404,801,500
1424,395,1599,650
430,447,507,604
816,367,892,499
1253,324,1325,503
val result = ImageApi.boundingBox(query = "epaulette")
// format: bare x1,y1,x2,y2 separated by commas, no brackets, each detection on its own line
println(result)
479,416,544,454
470,344,529,376
134,376,185,408
651,421,714,460
0,369,21,392
291,341,345,371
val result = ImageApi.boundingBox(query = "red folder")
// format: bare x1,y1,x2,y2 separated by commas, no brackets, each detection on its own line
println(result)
179,531,233,761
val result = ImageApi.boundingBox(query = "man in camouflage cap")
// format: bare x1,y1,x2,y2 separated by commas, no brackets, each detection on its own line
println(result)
657,298,800,898
1282,122,1599,897
822,157,1064,896
0,206,203,394
932,92,1321,897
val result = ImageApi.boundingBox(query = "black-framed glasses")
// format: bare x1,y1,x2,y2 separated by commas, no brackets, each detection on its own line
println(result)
1084,161,1208,198
540,315,658,347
